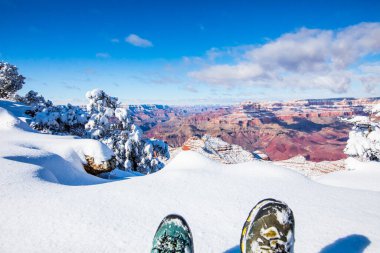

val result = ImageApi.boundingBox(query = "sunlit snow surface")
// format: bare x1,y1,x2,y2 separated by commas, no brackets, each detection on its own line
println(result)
1,100,380,252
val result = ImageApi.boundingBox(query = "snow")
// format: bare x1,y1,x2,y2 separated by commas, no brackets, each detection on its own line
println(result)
1,101,380,252
372,103,380,116
0,106,32,132
0,103,113,185
345,115,371,124
315,157,380,191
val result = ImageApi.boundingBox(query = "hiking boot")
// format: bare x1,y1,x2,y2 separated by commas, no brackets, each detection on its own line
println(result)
240,198,295,253
151,214,194,253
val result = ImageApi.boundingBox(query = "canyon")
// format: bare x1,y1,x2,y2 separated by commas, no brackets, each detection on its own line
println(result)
127,97,380,162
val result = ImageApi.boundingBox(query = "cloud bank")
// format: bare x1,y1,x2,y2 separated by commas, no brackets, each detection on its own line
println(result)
189,22,380,93
125,34,153,47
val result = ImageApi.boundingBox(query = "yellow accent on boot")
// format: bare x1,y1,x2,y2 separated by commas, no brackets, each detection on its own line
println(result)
261,227,280,240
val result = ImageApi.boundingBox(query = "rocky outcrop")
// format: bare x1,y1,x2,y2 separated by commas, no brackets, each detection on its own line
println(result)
274,156,346,178
253,150,269,160
181,135,260,164
83,155,117,176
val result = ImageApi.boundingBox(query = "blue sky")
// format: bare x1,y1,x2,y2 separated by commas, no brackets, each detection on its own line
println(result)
1,0,380,105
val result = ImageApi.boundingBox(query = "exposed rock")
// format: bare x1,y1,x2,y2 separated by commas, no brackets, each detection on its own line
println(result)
253,150,270,160
181,135,259,164
274,156,346,178
83,155,117,176
175,135,347,178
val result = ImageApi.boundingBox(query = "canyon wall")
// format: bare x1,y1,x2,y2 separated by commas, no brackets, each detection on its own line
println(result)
128,97,380,161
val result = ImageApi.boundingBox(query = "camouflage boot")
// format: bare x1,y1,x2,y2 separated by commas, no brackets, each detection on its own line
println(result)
240,199,295,253
151,214,194,253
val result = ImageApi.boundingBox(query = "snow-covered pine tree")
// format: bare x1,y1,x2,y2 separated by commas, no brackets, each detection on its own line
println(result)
85,89,121,139
0,62,25,99
22,90,51,106
343,104,380,161
85,89,169,173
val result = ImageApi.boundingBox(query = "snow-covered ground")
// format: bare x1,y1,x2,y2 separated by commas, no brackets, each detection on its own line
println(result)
1,101,380,252
315,157,380,191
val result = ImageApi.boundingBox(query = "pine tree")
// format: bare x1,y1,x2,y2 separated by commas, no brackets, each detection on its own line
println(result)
85,89,169,173
0,62,25,99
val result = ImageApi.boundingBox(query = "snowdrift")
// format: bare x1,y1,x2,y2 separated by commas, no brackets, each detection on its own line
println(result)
1,101,380,252
0,100,113,185
315,157,380,191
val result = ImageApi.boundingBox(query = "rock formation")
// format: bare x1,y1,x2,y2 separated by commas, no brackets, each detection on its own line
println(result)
132,97,380,162
181,135,259,164
83,155,117,176
274,156,346,178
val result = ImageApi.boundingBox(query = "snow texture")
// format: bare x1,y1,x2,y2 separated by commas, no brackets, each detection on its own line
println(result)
316,157,380,191
1,101,380,252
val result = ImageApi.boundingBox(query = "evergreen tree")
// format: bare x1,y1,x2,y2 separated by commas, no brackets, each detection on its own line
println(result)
0,62,25,99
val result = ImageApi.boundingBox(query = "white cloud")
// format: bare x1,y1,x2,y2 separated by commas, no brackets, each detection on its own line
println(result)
96,52,110,58
357,62,380,93
360,76,380,93
190,63,264,84
359,62,380,74
189,22,380,94
125,34,153,47
111,38,120,43
182,84,199,93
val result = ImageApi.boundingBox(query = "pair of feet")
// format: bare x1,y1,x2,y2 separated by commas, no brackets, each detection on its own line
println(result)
151,199,295,253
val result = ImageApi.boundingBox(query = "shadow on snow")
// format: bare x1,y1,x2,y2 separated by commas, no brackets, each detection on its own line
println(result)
223,234,370,253
3,154,135,186
320,234,370,253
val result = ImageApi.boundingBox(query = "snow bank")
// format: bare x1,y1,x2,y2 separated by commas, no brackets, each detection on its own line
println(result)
1,102,380,252
0,99,31,121
0,106,33,131
71,139,114,165
316,157,380,191
0,102,114,185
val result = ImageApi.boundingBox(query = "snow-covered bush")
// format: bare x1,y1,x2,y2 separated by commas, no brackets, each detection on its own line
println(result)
85,89,169,173
30,103,88,136
343,105,380,161
22,90,50,106
23,88,169,174
123,126,170,173
0,62,25,99
16,90,53,116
